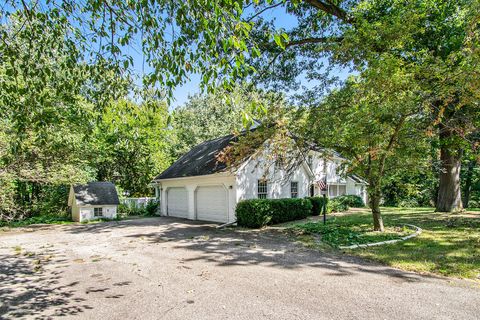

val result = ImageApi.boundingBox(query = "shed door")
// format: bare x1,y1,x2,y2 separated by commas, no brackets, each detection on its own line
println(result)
196,185,228,223
167,187,188,218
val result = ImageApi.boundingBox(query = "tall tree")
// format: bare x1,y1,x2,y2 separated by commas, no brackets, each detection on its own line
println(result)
94,99,172,196
0,9,133,220
301,59,427,230
0,11,100,220
2,1,479,213
171,89,247,158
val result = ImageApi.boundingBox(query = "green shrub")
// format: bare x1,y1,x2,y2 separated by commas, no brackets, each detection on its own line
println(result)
328,199,349,212
118,199,159,217
305,197,329,216
467,200,479,208
236,198,313,228
398,198,420,208
336,195,365,208
145,200,159,216
118,203,146,216
327,195,365,213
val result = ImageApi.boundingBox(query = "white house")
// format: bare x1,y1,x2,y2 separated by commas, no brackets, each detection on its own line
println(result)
151,131,367,224
68,181,120,222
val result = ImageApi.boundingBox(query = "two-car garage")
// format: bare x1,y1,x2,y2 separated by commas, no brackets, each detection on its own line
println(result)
166,185,229,223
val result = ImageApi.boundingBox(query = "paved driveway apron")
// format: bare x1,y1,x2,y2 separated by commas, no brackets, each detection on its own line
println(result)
0,217,479,319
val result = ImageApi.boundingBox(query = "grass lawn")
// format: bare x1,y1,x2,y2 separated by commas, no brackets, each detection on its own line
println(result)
290,207,480,280
0,215,75,229
0,213,157,230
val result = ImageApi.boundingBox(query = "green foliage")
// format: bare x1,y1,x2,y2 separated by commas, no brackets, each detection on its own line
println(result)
94,99,172,196
171,88,247,158
397,199,420,208
145,200,160,216
0,214,72,228
335,195,365,208
468,200,479,209
170,86,290,158
0,11,123,221
2,1,479,225
118,203,144,217
382,168,437,207
292,220,412,248
236,198,313,228
327,195,365,213
327,199,349,213
118,199,159,217
305,197,328,216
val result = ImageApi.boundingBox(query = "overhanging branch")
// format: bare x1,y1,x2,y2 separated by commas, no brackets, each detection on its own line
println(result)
286,36,343,48
303,0,353,23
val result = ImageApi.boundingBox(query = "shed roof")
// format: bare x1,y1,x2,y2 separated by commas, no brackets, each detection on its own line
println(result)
73,181,120,206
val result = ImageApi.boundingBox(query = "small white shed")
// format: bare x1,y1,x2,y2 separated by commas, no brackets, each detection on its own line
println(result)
68,181,120,222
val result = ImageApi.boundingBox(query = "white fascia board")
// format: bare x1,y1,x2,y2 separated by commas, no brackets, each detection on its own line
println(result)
151,171,236,183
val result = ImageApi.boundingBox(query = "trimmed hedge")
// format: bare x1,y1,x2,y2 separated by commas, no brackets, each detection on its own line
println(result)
236,198,313,228
305,197,329,216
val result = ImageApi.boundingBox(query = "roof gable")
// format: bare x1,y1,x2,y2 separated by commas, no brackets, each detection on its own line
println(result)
153,125,350,181
73,182,120,206
154,134,239,180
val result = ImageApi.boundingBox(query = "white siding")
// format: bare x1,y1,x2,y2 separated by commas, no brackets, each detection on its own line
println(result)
77,205,117,222
235,151,311,201
308,151,346,184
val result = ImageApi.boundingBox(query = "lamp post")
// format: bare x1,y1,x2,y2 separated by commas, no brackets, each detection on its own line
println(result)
322,156,328,225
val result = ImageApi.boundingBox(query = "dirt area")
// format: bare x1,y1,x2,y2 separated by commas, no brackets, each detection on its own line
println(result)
0,217,479,319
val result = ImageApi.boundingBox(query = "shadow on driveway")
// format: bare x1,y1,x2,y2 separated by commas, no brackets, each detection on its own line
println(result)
60,216,435,284
0,247,91,319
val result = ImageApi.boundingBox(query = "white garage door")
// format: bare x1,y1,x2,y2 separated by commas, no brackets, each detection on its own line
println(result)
167,187,188,218
196,185,228,223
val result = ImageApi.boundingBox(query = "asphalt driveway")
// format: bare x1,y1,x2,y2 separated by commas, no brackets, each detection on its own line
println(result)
0,217,479,320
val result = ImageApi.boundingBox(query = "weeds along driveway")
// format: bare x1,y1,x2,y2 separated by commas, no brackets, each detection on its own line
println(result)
0,217,479,320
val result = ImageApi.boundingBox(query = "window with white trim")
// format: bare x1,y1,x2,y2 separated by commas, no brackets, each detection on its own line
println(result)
94,207,103,217
257,180,268,199
290,182,298,198
328,185,336,197
328,184,347,198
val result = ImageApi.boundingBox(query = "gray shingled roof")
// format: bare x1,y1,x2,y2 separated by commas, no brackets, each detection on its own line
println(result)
73,182,120,206
154,133,238,180
349,174,368,184
154,123,360,181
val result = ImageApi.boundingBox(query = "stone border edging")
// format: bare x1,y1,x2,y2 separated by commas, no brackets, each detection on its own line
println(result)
339,224,423,250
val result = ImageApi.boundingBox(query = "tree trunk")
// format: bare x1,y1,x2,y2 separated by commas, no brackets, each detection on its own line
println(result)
462,159,475,208
368,184,385,232
436,126,463,212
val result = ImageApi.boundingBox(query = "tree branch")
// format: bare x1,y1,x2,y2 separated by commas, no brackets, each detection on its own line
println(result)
303,0,353,23
286,36,343,48
245,2,283,22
